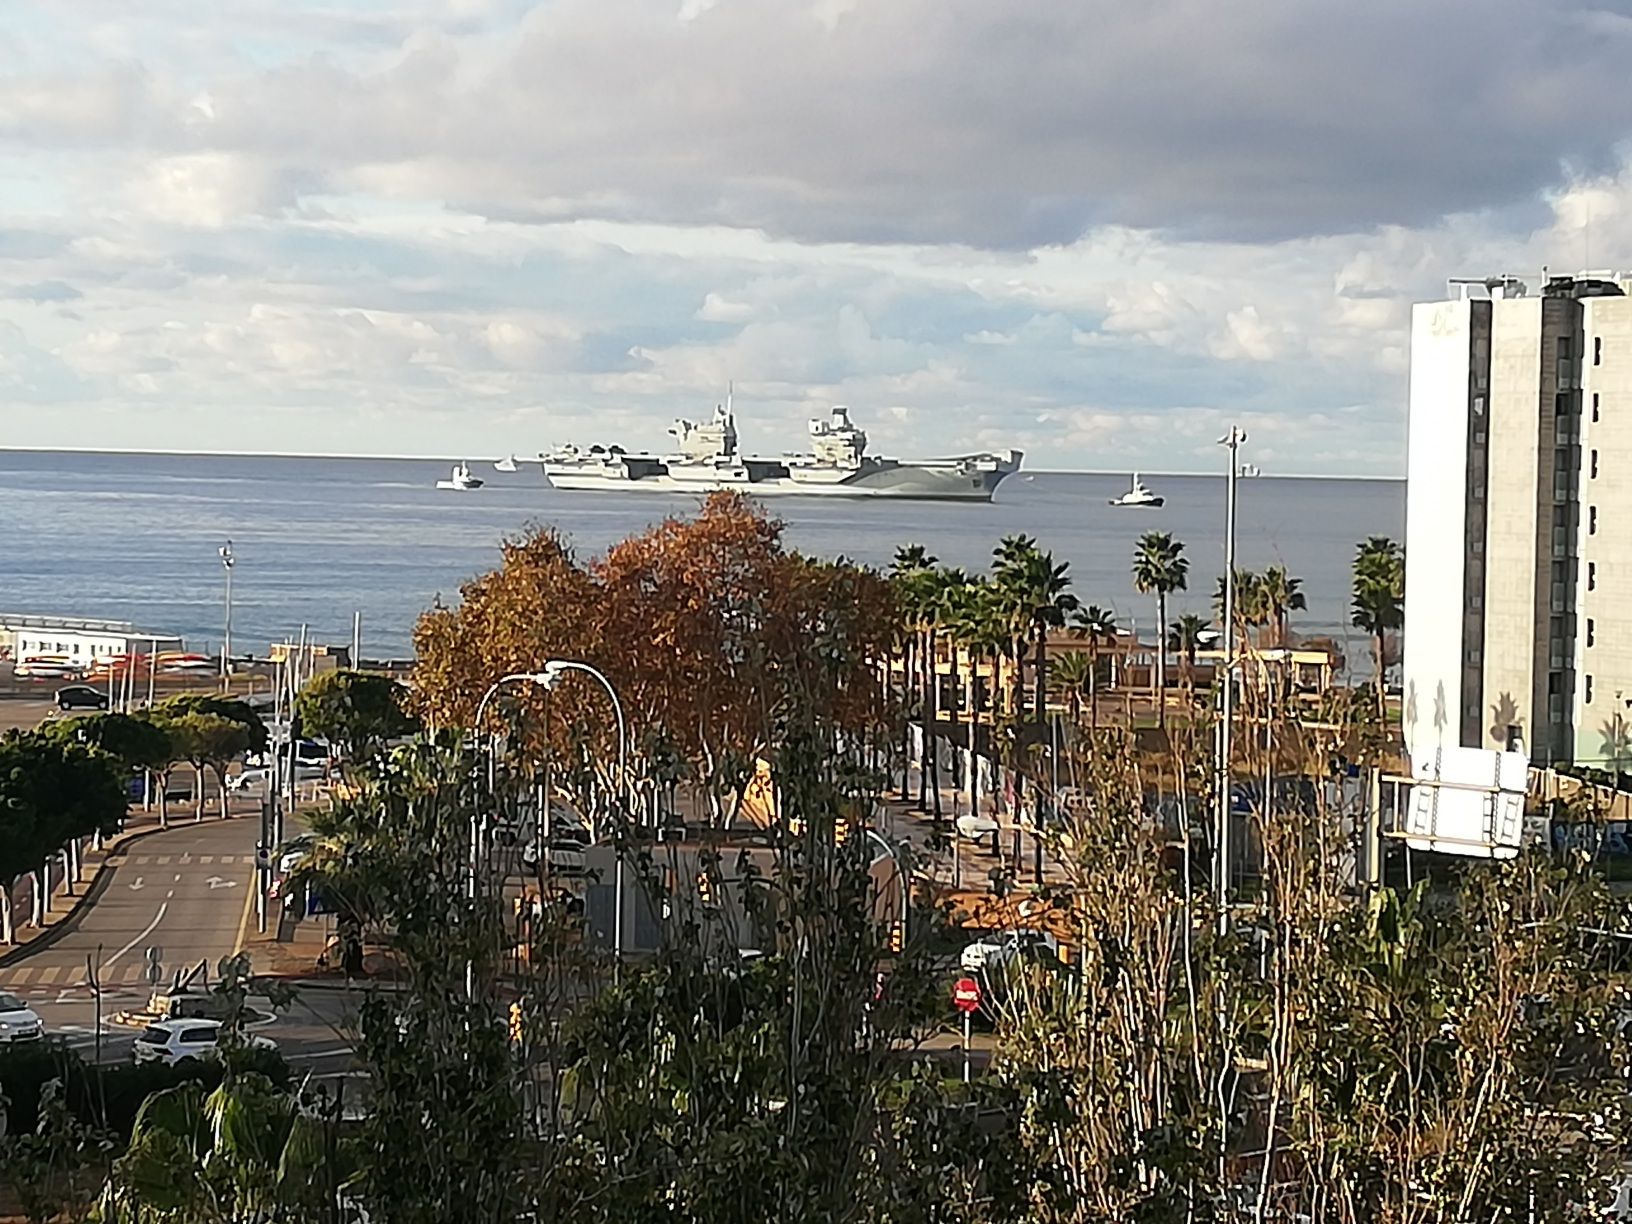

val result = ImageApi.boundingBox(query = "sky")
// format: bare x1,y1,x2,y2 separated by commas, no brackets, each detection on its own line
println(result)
4,1,1632,474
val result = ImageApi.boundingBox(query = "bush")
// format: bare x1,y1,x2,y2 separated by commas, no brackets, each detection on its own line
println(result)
0,1040,292,1139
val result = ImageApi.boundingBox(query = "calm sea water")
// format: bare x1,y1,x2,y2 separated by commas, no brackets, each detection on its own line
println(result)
0,451,1403,664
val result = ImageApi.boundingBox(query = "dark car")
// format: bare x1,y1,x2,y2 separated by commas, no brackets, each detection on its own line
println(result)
56,684,109,711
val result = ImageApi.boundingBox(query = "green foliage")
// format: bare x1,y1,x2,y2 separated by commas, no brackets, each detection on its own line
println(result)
42,711,174,775
0,1041,292,1142
151,694,269,756
0,728,127,883
294,669,420,763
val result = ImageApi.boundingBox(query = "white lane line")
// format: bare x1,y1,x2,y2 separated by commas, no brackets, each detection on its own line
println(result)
285,1047,357,1061
103,900,168,971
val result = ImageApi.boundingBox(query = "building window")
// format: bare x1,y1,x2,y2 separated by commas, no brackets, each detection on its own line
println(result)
1588,618,1596,647
1595,336,1603,365
1592,392,1601,422
1589,562,1597,591
1590,505,1598,535
1587,675,1595,704
1591,449,1599,479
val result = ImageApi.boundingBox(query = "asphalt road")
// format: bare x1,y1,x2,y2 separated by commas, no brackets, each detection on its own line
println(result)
1,814,262,1057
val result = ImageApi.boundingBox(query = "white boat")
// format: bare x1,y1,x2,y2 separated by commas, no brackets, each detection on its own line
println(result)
494,455,519,473
1109,473,1163,507
436,462,484,491
1238,463,1261,478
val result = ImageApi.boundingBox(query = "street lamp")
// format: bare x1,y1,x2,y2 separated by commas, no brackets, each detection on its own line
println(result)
537,660,630,964
218,541,235,685
465,672,554,997
863,828,909,951
1215,426,1246,935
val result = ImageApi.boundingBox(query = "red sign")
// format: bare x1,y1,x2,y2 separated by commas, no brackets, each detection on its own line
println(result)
952,977,982,1014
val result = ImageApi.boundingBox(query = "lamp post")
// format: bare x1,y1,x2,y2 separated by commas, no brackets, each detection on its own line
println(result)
1215,426,1246,935
863,828,909,950
538,660,629,964
465,672,554,997
218,541,235,686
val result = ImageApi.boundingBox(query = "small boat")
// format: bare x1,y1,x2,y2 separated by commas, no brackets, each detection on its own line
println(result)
1109,473,1163,507
1238,463,1261,478
436,462,484,491
494,455,518,473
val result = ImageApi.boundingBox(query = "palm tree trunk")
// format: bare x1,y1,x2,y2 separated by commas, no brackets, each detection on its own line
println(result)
968,667,979,818
900,637,913,802
1089,646,1100,732
1034,628,1048,723
926,629,943,821
1156,593,1169,729
1374,630,1386,716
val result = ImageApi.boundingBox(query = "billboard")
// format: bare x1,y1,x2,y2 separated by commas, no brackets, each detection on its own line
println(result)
1401,746,1528,859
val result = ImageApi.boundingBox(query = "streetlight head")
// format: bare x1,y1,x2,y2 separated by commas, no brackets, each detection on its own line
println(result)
536,661,568,690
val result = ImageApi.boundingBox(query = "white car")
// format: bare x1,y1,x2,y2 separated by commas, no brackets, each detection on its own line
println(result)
955,813,1000,841
0,992,44,1044
228,763,326,792
132,1018,275,1066
960,929,1061,974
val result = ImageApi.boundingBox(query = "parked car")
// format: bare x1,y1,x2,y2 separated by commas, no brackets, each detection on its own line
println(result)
0,992,44,1045
132,1018,275,1066
960,929,1061,975
227,763,326,793
55,684,109,711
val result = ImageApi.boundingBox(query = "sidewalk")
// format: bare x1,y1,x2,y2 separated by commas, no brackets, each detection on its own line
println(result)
0,798,250,967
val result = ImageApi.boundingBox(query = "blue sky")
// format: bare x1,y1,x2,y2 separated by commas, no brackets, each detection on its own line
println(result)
4,0,1632,474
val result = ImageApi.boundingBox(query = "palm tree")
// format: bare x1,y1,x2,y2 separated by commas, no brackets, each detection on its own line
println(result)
996,546,1079,722
943,578,1000,818
1049,651,1094,723
1213,569,1268,641
1069,604,1118,731
1258,564,1306,647
1132,532,1188,727
1352,536,1405,712
1168,613,1211,687
919,566,968,820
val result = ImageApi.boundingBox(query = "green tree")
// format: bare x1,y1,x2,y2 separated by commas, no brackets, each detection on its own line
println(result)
995,545,1078,723
891,545,939,812
152,711,251,821
1131,532,1188,728
1351,535,1404,711
1068,604,1118,731
294,669,420,766
1257,563,1306,646
152,694,268,756
0,731,126,942
1212,568,1268,639
1167,612,1210,687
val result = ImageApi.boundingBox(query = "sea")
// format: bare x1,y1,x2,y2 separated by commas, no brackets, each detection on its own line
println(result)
0,451,1403,669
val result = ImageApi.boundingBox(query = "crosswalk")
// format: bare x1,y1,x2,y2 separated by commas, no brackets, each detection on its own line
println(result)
117,854,247,865
0,963,175,990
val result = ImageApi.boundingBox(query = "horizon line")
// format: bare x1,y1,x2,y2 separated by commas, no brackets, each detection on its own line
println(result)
0,445,1405,482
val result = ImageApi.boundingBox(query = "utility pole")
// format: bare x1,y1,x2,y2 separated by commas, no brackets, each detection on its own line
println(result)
1215,425,1246,934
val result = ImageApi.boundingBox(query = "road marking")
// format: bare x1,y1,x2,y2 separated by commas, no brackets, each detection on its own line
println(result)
285,1047,356,1061
206,876,238,890
173,874,181,882
128,876,145,891
103,900,168,972
231,864,257,955
155,856,171,865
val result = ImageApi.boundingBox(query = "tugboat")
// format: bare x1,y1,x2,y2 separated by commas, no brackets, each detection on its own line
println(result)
436,462,484,491
1109,473,1163,508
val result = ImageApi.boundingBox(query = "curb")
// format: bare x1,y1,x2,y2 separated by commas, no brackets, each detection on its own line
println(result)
0,817,234,970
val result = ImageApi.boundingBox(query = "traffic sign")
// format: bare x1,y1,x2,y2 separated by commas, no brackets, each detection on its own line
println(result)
952,977,982,1014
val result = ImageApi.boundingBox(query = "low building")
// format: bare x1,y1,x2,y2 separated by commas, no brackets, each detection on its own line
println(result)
0,613,184,671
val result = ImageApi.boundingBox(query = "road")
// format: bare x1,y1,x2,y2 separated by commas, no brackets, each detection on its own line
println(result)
0,814,262,1057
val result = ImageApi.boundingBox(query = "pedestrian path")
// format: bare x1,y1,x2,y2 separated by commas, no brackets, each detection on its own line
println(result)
119,853,249,865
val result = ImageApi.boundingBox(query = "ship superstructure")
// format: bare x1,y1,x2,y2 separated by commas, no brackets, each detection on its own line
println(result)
541,401,1021,501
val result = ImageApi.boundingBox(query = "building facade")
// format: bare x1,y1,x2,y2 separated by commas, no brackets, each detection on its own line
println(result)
0,614,185,671
1404,274,1632,768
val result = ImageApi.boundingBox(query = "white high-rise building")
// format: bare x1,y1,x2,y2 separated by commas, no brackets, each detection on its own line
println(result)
1403,272,1632,769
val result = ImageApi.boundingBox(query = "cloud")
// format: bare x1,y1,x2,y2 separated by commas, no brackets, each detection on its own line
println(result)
4,0,1632,470
7,1,1632,247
